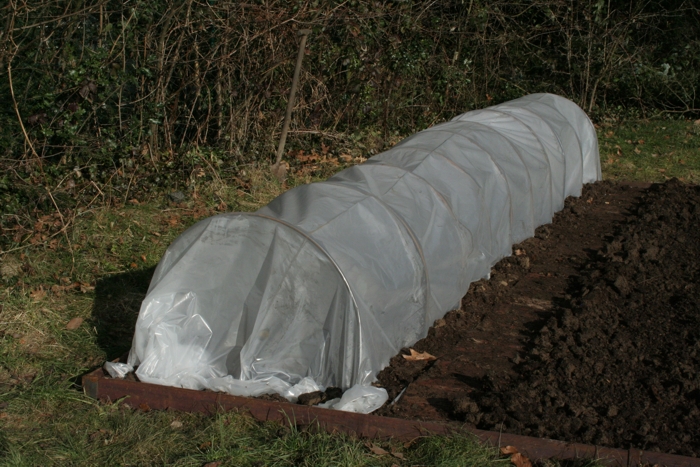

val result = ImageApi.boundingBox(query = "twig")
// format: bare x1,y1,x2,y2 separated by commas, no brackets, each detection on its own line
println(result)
45,186,75,274
147,143,159,173
7,55,39,159
272,29,312,179
123,169,136,204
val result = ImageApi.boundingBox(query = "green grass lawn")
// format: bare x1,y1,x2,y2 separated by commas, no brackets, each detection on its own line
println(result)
598,118,700,183
1,118,698,466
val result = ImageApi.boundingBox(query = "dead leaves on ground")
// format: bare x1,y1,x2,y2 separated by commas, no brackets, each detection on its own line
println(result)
65,317,84,330
501,445,533,467
57,280,94,293
30,287,46,301
367,443,389,456
287,147,366,177
402,348,437,362
365,441,405,460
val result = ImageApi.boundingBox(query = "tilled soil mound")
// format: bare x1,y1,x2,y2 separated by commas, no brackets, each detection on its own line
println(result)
376,180,700,456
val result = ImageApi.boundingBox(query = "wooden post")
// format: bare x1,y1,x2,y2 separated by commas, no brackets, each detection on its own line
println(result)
271,29,312,182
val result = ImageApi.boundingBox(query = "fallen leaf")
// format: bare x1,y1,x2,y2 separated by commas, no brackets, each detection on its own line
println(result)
324,156,340,166
470,338,486,344
129,199,140,205
79,283,95,293
510,452,533,467
514,249,525,256
501,446,532,467
139,403,151,412
403,437,420,449
634,147,641,154
694,119,700,126
203,462,222,467
199,441,212,450
66,317,84,330
402,348,437,361
130,262,138,269
658,168,666,173
368,443,389,456
30,288,46,301
170,420,183,428
391,449,405,459
141,255,147,262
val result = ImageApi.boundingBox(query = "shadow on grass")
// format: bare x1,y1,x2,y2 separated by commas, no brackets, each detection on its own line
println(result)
92,266,156,360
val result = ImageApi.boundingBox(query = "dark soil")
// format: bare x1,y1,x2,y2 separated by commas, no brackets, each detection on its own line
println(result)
376,179,700,457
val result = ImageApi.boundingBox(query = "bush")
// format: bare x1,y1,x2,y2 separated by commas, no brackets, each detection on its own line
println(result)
0,0,698,190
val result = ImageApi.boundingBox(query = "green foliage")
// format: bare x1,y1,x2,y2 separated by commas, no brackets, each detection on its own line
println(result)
1,0,697,166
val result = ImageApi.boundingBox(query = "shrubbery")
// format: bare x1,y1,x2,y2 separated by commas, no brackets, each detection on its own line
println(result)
0,0,698,226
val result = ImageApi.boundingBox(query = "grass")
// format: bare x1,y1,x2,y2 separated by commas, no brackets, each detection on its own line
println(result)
2,403,502,466
1,117,698,466
598,118,700,183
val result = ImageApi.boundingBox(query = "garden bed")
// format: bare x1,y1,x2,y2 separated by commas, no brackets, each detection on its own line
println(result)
376,179,700,457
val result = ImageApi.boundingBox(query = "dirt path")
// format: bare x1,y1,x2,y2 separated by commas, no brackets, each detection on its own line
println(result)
376,180,700,457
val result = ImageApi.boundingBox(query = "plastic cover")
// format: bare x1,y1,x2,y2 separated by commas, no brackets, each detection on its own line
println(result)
127,93,600,412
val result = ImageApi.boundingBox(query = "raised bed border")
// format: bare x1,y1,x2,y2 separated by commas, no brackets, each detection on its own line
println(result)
82,368,699,467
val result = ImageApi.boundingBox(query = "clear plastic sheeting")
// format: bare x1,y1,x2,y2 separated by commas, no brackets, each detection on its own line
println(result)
128,94,600,413
104,361,134,379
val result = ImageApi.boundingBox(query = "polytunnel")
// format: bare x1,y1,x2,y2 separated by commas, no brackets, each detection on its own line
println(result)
124,93,601,413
